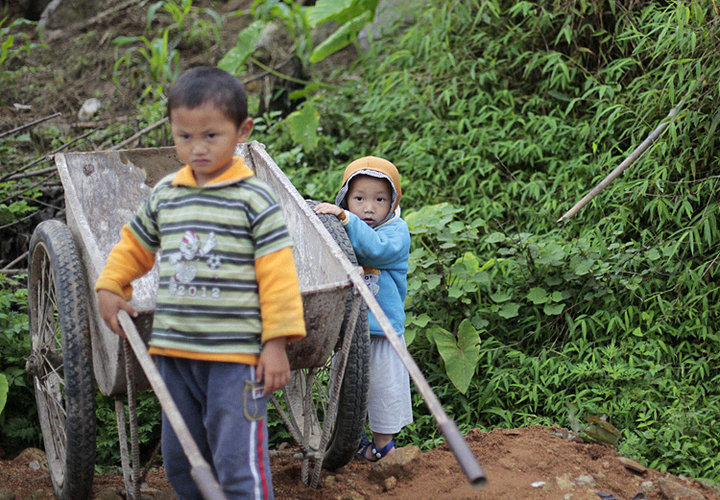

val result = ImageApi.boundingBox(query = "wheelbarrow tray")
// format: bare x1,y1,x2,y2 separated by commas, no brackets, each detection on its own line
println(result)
55,141,352,395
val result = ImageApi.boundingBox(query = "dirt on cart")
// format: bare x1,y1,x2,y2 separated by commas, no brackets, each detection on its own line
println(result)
2,426,719,500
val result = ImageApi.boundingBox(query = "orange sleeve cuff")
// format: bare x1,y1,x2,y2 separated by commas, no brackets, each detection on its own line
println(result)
95,225,156,301
255,247,306,343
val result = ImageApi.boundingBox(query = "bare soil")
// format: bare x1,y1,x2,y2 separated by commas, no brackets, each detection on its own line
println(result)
2,426,719,499
2,3,719,500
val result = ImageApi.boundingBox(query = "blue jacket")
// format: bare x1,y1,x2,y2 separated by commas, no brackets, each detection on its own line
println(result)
343,209,410,336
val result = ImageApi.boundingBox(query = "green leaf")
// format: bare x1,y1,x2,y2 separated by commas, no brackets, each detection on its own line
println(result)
566,402,583,434
646,248,660,260
404,327,416,346
287,100,319,152
430,320,479,394
307,0,354,26
113,35,142,46
425,274,441,290
0,374,7,416
409,313,431,327
145,1,164,31
490,291,511,303
218,21,265,75
543,302,564,315
288,82,321,100
583,415,621,447
498,302,520,318
486,232,506,243
527,287,548,304
309,10,372,63
574,258,594,276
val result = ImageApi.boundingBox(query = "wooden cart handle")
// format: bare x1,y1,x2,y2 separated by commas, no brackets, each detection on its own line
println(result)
117,311,227,500
351,274,487,489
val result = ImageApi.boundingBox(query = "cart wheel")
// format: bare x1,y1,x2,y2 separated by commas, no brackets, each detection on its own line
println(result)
27,220,96,500
282,201,370,471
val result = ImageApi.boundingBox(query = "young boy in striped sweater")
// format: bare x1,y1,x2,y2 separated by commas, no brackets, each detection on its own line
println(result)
95,66,306,499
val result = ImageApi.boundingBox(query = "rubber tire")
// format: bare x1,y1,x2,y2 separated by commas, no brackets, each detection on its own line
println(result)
305,201,369,471
28,219,96,500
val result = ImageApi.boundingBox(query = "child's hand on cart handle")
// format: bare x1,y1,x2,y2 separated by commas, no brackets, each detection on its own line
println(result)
256,338,291,395
97,289,138,338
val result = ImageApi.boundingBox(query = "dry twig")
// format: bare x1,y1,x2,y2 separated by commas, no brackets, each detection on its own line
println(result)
0,251,28,272
0,112,62,140
108,117,168,151
0,129,97,183
558,77,705,223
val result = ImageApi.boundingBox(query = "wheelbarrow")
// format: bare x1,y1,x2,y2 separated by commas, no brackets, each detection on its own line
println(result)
26,141,485,499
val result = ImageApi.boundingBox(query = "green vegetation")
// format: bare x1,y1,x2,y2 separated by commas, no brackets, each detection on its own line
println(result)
249,0,720,481
0,0,718,484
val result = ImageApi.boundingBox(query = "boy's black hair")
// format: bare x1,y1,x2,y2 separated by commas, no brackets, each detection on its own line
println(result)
167,66,248,127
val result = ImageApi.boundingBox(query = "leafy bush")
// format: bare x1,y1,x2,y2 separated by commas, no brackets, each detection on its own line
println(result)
2,0,719,484
251,0,720,482
0,275,41,451
0,17,43,88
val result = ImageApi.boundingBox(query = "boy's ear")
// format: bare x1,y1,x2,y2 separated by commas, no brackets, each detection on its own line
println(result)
236,117,254,143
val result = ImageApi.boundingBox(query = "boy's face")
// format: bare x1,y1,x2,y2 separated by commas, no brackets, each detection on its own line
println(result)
346,175,393,228
170,102,253,186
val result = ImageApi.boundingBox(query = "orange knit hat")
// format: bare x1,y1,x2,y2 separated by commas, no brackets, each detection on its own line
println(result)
336,156,402,213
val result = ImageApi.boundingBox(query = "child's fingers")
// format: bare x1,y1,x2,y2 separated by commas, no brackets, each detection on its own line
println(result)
106,315,127,338
314,202,336,214
263,371,290,394
119,301,138,318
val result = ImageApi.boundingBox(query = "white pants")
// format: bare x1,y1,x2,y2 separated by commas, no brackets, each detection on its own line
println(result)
367,335,413,434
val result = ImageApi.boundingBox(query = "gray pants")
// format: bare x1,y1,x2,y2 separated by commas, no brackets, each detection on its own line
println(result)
156,356,273,500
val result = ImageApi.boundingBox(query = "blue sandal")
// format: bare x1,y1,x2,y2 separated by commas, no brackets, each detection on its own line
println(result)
359,439,395,462
356,433,371,457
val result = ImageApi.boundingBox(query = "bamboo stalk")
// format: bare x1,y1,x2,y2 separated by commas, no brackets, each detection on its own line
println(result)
557,102,682,223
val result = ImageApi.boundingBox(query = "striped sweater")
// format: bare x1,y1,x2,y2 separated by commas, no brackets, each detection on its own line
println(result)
95,157,306,364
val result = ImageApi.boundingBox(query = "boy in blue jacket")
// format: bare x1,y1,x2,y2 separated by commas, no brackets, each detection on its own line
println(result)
314,156,412,460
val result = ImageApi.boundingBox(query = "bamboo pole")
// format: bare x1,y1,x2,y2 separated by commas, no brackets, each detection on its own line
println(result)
557,102,683,223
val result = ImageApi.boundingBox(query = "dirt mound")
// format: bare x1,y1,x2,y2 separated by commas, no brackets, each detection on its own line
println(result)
2,426,718,499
